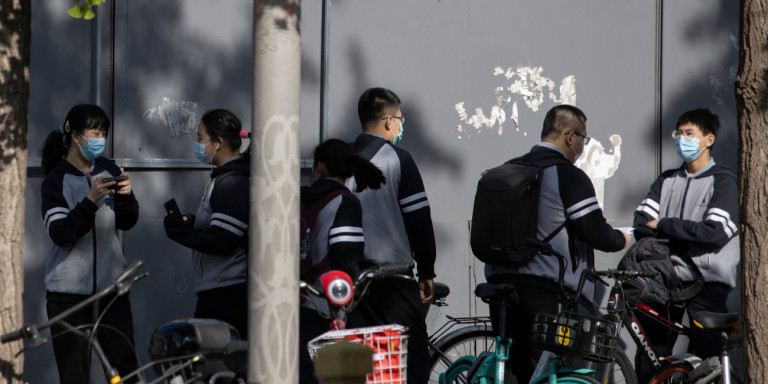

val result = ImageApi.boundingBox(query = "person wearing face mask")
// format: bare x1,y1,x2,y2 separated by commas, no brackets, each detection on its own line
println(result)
345,87,437,384
40,104,140,384
633,108,739,361
482,104,631,383
163,109,251,339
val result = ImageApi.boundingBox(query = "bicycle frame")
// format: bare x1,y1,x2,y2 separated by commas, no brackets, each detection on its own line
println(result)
605,281,690,373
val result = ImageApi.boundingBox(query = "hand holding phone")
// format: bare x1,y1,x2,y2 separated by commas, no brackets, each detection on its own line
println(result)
103,175,129,183
164,198,180,215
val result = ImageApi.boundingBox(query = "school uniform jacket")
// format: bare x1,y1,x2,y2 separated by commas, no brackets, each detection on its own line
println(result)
42,157,140,295
633,159,740,289
347,133,437,279
300,178,366,315
485,143,627,299
164,156,249,294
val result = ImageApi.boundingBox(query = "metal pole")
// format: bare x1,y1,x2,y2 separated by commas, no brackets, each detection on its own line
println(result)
249,2,301,383
90,4,101,106
319,0,331,142
654,0,663,176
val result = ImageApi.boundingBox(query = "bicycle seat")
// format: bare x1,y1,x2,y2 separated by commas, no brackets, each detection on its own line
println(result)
434,282,450,301
475,283,519,304
692,311,741,333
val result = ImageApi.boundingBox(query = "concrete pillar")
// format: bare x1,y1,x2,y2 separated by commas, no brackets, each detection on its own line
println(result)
248,1,301,383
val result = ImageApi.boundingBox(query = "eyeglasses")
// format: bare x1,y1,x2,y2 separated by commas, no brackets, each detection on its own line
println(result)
381,115,406,124
672,130,695,139
572,132,591,145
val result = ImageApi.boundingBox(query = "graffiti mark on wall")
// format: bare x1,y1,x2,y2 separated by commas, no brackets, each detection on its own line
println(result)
142,98,200,137
455,66,576,139
575,134,622,208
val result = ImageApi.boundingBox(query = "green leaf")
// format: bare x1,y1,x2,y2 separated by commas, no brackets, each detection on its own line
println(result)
84,8,96,20
67,5,85,18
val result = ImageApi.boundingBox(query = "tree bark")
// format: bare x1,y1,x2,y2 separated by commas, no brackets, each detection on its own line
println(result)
0,0,30,383
736,0,768,383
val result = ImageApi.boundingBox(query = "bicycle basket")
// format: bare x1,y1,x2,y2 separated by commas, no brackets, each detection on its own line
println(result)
307,324,408,384
530,312,618,362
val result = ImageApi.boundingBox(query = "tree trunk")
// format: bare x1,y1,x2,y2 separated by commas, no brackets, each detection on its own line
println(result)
736,0,768,383
0,0,30,383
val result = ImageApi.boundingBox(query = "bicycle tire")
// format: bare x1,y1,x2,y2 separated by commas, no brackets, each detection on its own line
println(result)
592,349,638,384
646,361,694,384
554,373,602,384
429,329,496,384
440,357,476,384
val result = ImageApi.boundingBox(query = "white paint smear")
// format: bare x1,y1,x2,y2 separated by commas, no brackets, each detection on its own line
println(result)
575,134,622,208
142,97,200,137
456,65,576,139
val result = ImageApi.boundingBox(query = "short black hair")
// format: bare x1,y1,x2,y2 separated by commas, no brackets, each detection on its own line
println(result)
676,108,720,137
357,87,401,129
541,104,587,140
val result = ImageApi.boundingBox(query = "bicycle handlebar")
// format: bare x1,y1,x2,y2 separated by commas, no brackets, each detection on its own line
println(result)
1,260,146,344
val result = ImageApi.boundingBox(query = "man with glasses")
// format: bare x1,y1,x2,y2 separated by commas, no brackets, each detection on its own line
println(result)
483,104,631,383
633,108,739,362
346,87,436,384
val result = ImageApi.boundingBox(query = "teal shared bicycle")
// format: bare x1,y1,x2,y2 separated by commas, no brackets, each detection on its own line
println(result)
438,239,620,384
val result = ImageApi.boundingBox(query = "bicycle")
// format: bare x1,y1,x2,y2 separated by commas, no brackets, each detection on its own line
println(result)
301,263,414,384
673,311,741,384
426,282,495,384
1,260,248,384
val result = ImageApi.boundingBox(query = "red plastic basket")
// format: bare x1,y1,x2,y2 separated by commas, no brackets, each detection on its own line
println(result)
307,324,408,384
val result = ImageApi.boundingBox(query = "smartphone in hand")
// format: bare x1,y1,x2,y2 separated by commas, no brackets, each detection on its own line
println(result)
164,198,180,215
103,175,129,183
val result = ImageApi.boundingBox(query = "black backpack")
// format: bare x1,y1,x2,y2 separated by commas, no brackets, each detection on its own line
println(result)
470,156,569,266
617,237,704,311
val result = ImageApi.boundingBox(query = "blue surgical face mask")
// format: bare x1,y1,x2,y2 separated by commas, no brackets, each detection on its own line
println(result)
392,122,404,145
77,134,106,160
675,136,704,162
194,141,218,164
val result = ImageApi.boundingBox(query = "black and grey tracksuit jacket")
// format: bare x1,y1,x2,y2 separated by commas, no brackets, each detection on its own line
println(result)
164,156,249,294
300,178,366,315
42,157,140,295
347,134,437,279
634,159,740,289
485,143,627,299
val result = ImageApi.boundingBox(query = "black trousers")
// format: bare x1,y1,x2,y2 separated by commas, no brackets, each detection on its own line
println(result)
486,280,560,384
299,307,330,384
46,292,138,384
347,277,430,384
195,283,249,340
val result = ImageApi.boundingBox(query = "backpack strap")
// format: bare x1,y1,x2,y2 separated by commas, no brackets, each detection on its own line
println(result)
670,253,705,303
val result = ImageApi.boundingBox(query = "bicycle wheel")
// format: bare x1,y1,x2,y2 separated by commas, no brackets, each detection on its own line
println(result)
429,329,496,383
554,373,602,383
592,350,638,384
440,358,475,384
646,361,693,384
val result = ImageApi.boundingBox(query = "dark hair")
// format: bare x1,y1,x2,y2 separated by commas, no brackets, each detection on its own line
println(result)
541,104,587,140
676,108,720,148
357,87,401,130
200,109,251,160
41,104,110,175
313,139,385,192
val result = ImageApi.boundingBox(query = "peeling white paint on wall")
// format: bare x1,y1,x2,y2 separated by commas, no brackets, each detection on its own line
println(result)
456,66,576,139
575,134,622,208
142,97,200,137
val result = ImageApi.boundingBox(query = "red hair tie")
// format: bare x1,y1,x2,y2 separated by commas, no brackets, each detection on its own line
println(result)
239,129,250,139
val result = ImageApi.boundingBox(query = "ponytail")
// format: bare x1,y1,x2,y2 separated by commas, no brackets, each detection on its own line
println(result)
41,128,68,175
313,139,386,192
347,156,385,192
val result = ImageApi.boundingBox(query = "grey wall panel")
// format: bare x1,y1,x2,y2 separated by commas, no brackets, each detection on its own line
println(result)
22,1,742,381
